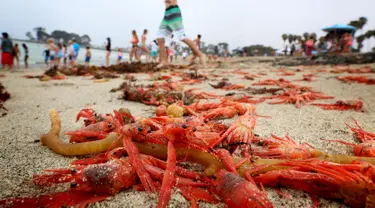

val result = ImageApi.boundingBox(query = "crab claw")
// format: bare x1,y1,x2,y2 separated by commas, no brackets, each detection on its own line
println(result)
76,109,95,122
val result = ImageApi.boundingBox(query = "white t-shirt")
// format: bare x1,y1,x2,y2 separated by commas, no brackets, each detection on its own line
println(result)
151,42,158,52
69,45,75,55
182,51,188,58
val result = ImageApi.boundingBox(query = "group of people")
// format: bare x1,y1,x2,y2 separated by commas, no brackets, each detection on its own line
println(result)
3,0,206,70
1,32,29,70
43,39,80,68
287,32,354,58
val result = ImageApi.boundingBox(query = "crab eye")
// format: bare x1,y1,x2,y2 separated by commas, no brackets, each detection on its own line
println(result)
147,129,152,133
138,127,143,132
182,124,188,129
108,123,113,128
70,182,77,188
71,169,77,174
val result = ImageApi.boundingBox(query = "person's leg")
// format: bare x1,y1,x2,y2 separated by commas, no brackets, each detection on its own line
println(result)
157,38,168,67
142,47,150,62
130,47,135,63
136,47,141,62
182,38,205,66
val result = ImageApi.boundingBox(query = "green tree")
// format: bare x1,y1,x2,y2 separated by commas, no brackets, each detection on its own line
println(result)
25,32,35,40
81,35,92,46
356,35,366,50
282,34,288,46
288,34,293,44
310,33,317,41
303,32,310,41
359,17,368,29
33,27,50,41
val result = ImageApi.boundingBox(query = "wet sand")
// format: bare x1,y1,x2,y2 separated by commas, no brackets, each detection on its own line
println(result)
0,58,374,207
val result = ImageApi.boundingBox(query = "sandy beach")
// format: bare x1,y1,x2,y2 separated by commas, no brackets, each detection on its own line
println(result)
1,58,375,207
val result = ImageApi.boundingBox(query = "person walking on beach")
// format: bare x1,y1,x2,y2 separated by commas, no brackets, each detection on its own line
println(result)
117,49,123,65
156,0,205,69
189,34,202,65
57,43,63,66
72,39,80,64
168,36,176,63
67,40,75,66
140,30,150,62
63,44,68,67
106,37,111,67
47,38,58,67
22,44,29,68
1,33,14,70
85,46,91,67
130,30,140,63
305,36,315,57
150,40,159,63
13,44,20,69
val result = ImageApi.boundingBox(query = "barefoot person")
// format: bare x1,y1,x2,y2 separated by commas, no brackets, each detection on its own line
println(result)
129,30,140,63
156,0,205,68
1,33,14,70
105,37,111,66
189,34,201,64
13,44,20,69
150,40,159,63
22,44,29,68
140,30,150,62
85,46,91,67
47,38,58,67
117,49,123,65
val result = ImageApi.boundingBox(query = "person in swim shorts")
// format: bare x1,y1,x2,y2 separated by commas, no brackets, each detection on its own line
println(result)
150,40,159,63
117,49,123,65
156,0,205,68
85,46,91,67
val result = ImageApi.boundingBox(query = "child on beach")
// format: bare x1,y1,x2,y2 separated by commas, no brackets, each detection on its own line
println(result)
156,0,205,68
140,30,150,62
150,40,159,63
117,49,123,65
130,30,140,63
85,46,91,67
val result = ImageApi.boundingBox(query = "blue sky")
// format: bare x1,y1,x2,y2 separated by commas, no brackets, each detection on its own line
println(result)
1,0,374,50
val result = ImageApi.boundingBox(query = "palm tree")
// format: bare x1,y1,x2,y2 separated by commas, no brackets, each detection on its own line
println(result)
349,20,361,29
303,32,310,41
356,35,366,50
359,17,368,29
310,33,317,41
282,34,288,47
292,35,298,43
288,34,294,45
297,36,303,43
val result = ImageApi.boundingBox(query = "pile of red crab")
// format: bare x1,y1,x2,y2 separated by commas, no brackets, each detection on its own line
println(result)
0,82,11,113
2,100,375,208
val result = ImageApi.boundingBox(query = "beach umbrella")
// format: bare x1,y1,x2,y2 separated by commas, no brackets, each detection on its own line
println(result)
322,24,357,33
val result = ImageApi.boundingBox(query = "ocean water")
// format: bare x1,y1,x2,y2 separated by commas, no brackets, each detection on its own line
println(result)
11,40,131,67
